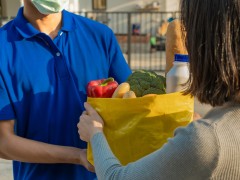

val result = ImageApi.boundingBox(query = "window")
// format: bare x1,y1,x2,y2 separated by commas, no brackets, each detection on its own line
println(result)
92,0,107,11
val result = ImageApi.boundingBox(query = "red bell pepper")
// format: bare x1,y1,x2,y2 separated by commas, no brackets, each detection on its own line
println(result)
87,77,118,98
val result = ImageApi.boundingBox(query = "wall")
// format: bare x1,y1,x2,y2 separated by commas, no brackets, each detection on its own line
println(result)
78,0,169,12
68,0,86,12
77,0,141,12
76,0,89,11
165,0,180,12
1,0,21,17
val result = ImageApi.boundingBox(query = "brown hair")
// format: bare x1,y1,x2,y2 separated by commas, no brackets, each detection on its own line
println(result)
180,0,240,106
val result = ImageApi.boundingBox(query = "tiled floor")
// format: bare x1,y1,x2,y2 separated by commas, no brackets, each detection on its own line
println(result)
0,159,13,180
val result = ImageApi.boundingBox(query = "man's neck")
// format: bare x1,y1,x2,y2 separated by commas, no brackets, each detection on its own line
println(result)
23,1,62,39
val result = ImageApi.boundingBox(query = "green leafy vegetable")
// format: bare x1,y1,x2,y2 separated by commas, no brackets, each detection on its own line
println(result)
126,70,166,97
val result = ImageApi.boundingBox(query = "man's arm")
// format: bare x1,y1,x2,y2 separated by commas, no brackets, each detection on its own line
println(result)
0,151,10,160
0,120,94,171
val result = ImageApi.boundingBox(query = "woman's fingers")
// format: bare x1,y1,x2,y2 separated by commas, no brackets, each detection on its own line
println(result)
84,102,98,116
82,111,87,115
77,103,104,142
84,102,104,125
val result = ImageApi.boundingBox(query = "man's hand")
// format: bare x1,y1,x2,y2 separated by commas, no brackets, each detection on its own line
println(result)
79,149,95,173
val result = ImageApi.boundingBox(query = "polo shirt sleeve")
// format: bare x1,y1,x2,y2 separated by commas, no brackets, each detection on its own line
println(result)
107,29,132,83
0,73,15,120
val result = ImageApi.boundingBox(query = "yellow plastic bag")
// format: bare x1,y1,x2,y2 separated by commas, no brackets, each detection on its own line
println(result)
87,92,194,165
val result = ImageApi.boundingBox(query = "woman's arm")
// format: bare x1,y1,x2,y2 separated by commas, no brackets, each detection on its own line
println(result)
91,121,218,180
78,104,218,180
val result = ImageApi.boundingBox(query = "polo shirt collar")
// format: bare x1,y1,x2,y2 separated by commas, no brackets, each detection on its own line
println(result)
13,7,39,39
13,7,76,39
61,10,76,32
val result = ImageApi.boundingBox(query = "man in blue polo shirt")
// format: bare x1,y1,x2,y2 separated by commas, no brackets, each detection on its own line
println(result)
0,0,131,179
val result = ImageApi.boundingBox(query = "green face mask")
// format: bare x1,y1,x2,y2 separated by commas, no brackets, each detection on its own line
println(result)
31,0,69,14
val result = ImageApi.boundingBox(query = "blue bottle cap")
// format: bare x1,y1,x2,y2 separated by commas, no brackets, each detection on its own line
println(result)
174,54,189,62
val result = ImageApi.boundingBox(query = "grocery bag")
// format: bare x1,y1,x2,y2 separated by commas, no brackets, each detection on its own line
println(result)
87,92,194,165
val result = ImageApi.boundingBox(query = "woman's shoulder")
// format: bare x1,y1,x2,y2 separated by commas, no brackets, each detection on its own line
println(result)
172,105,240,168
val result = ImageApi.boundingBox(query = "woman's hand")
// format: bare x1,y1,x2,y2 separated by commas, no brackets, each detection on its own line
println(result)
77,102,104,142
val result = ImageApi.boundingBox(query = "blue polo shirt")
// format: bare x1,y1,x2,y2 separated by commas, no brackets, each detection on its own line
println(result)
0,7,131,180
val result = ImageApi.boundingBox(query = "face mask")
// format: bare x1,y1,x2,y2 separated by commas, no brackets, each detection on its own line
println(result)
31,0,69,14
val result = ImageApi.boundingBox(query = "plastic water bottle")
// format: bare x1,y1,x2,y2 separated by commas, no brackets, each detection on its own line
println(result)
166,54,189,93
